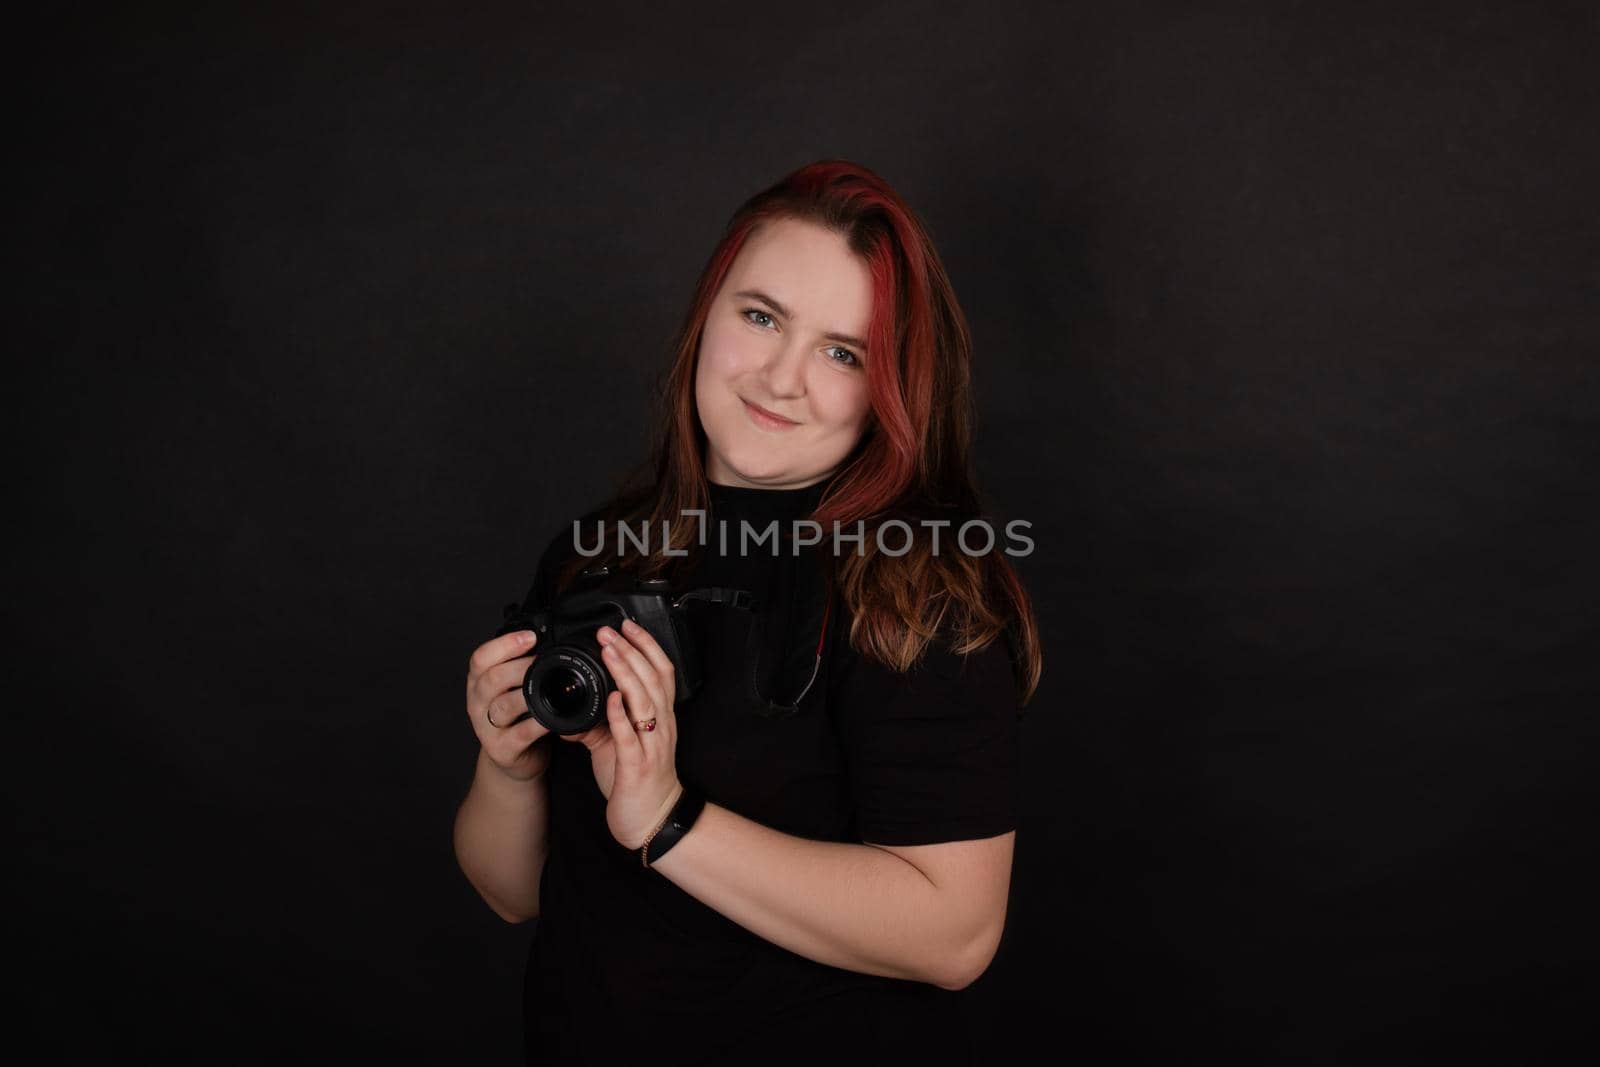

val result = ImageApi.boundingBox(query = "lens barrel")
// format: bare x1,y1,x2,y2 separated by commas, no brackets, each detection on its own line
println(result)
521,645,611,734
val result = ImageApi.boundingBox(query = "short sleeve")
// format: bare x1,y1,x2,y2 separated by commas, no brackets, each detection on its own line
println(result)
831,632,1023,846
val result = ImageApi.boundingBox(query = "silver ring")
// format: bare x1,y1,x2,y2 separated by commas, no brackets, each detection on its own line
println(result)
485,705,503,729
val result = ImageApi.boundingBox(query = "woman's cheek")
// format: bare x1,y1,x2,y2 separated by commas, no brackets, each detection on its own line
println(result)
812,376,870,430
712,338,760,377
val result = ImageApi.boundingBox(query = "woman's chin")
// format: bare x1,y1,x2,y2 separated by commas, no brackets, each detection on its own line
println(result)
724,464,787,485
712,450,791,485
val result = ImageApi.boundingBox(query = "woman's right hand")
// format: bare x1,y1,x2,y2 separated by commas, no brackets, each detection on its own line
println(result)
466,629,554,782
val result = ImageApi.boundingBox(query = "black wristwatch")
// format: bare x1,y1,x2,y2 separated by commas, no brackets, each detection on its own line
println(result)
641,783,706,868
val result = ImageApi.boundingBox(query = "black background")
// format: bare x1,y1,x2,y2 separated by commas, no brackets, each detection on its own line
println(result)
14,2,1597,1062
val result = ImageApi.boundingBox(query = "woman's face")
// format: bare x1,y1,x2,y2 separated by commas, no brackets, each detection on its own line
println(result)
695,217,874,490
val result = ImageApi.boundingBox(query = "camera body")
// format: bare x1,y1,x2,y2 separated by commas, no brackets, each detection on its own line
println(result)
494,564,751,735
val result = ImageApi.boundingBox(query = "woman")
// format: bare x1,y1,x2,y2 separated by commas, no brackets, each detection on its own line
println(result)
455,159,1043,1065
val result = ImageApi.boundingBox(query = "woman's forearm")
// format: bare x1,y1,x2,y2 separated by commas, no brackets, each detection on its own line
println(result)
649,801,976,990
453,747,551,923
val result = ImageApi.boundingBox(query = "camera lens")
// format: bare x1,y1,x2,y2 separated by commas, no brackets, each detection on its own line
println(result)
540,666,590,718
522,649,608,734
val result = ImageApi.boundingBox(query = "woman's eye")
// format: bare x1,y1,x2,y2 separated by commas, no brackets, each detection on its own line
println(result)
742,308,860,368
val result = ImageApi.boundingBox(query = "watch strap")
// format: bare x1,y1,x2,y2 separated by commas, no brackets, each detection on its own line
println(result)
642,784,706,868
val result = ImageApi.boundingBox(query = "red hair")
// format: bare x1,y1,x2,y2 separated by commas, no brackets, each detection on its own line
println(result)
555,159,1042,705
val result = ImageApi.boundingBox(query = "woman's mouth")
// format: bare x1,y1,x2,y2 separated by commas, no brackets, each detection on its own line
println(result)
742,398,800,431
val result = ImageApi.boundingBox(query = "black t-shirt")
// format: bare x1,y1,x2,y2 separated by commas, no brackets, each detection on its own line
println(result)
514,479,1022,1066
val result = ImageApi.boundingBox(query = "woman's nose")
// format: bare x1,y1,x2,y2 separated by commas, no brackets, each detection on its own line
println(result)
763,338,808,396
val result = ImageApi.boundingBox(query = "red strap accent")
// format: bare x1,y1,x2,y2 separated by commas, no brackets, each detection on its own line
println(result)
814,589,832,657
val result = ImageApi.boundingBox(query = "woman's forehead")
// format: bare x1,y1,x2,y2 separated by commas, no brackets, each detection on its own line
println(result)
726,222,874,334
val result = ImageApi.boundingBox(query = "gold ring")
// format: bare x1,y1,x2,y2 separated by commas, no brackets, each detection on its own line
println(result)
634,717,657,732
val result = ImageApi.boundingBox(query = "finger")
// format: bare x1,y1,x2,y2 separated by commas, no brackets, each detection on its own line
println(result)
501,710,550,747
600,629,667,730
603,642,663,738
481,695,502,731
476,652,539,711
475,658,539,727
619,619,676,734
481,691,533,732
576,721,615,753
563,721,610,748
469,629,538,680
619,618,676,695
604,688,642,763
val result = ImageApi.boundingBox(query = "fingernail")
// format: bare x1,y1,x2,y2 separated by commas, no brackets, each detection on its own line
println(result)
596,627,614,644
522,630,536,644
622,619,637,633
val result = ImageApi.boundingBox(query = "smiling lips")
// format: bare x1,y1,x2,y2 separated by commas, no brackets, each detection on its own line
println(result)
742,398,800,430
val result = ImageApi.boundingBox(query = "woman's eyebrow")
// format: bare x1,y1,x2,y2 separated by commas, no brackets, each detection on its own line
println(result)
733,288,868,350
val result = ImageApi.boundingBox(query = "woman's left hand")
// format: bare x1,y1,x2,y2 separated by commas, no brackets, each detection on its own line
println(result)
561,618,685,850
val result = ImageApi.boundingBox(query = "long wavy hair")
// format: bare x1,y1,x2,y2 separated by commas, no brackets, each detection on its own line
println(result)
552,158,1042,706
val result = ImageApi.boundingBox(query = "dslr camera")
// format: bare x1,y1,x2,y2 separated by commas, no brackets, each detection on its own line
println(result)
494,563,752,735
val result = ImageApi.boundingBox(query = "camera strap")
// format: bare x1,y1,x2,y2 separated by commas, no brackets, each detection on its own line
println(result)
742,547,834,719
672,587,756,611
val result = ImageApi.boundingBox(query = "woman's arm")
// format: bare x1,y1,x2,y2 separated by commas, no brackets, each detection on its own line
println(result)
650,802,1015,991
578,617,1017,989
453,746,552,923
